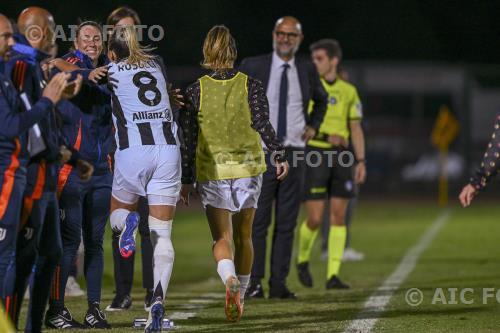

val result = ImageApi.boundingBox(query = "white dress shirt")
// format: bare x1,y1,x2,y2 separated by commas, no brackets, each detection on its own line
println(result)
266,52,305,148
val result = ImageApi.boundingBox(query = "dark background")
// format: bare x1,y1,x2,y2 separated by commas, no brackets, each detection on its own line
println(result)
3,0,500,66
4,0,500,196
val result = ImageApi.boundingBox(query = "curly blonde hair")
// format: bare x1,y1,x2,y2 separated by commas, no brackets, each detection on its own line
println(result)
202,25,237,71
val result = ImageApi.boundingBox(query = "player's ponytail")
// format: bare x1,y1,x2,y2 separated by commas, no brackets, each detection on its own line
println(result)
108,25,155,64
202,25,237,71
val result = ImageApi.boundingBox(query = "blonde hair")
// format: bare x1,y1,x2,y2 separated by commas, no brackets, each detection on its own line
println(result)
108,25,155,64
202,25,237,71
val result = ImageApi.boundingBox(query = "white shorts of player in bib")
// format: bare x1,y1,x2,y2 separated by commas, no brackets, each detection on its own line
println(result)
198,175,263,213
112,145,181,206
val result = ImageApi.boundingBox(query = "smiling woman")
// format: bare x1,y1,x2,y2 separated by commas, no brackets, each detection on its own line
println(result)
73,21,103,67
43,17,114,330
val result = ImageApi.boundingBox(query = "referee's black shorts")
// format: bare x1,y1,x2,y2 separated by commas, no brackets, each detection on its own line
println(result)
303,146,355,200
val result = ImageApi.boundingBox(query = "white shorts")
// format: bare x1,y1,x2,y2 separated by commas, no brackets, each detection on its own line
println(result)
198,175,263,213
112,145,181,206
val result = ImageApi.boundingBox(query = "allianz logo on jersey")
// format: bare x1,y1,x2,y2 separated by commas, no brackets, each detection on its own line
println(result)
132,109,172,122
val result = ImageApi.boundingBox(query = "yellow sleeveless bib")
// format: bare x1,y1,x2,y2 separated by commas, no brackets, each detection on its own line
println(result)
196,72,266,181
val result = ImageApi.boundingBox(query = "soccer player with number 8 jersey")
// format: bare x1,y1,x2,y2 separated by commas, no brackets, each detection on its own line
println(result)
106,25,184,333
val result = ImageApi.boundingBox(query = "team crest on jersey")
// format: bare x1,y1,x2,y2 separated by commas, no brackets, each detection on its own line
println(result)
0,228,6,241
329,97,337,105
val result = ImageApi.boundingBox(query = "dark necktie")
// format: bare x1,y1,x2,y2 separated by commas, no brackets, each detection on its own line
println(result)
277,63,290,141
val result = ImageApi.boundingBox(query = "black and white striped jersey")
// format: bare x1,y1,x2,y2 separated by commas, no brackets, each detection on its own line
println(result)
108,58,178,150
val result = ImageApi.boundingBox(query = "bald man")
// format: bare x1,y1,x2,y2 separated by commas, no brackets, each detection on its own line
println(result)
17,6,55,54
239,16,327,299
3,7,91,333
0,12,74,332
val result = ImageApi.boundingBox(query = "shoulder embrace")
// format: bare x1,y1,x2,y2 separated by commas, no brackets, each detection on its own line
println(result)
185,80,200,96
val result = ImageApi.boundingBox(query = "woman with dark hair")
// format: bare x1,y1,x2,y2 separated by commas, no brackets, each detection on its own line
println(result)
44,20,113,329
106,6,141,27
182,25,288,322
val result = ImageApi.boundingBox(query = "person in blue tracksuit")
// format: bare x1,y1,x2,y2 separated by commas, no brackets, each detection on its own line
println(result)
45,21,113,329
0,12,69,315
0,67,71,320
3,7,93,333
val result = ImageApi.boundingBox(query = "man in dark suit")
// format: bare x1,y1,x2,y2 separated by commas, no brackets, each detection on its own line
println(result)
239,16,327,299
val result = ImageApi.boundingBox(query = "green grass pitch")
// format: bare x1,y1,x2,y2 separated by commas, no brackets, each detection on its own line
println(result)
18,200,500,332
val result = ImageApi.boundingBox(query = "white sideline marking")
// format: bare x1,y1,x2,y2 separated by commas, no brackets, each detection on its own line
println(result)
188,299,217,304
172,291,225,319
200,292,224,298
343,210,451,333
169,312,197,320
181,304,205,310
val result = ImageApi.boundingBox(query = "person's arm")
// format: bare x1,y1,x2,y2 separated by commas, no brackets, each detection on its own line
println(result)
55,111,94,181
178,83,199,205
0,86,52,139
350,120,366,184
51,57,108,106
59,144,93,181
6,58,37,109
179,83,199,185
348,86,366,183
0,71,74,138
51,58,106,83
154,56,184,112
247,77,285,162
51,58,80,72
459,115,500,207
307,63,328,132
470,115,500,190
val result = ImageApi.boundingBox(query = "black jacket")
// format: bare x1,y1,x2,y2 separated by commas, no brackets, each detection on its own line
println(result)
239,53,327,132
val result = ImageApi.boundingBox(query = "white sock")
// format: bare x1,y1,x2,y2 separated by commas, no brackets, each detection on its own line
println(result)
237,274,250,302
149,216,174,303
110,208,130,232
217,259,236,285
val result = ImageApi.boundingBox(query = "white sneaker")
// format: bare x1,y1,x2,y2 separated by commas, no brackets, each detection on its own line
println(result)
65,276,85,297
342,248,365,262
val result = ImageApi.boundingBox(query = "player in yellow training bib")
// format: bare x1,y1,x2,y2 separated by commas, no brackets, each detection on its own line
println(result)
181,25,288,322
